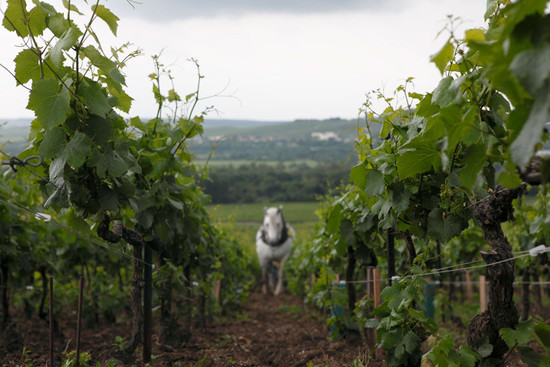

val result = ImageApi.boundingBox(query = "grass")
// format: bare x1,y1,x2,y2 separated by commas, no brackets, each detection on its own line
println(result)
207,201,320,223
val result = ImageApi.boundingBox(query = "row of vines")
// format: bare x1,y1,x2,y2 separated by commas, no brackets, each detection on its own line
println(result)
286,0,550,366
0,0,258,364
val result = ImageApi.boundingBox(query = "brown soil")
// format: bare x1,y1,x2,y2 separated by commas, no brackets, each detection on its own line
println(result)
0,292,372,366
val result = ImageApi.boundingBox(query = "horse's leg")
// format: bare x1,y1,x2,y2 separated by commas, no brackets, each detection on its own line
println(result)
274,260,285,296
260,260,269,294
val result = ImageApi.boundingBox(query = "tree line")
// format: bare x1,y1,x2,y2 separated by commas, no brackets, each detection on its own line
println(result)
202,162,351,204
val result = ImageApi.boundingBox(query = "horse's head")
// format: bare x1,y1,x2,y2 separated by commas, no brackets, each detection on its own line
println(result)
261,206,288,246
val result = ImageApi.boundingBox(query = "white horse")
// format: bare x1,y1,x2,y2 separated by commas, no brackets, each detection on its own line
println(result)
256,206,293,295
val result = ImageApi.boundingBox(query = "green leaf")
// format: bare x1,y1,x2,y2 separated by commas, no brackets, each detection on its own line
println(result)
109,86,133,113
137,209,154,229
82,115,114,144
432,76,462,107
397,144,440,179
62,132,92,168
518,346,543,367
167,88,181,102
365,169,386,197
14,49,42,84
510,44,550,95
98,186,118,212
81,46,125,86
44,181,69,208
516,320,535,345
439,105,474,151
46,12,69,37
477,338,493,358
499,328,517,349
464,28,485,43
3,0,28,36
459,143,487,188
534,323,550,351
66,208,90,234
510,82,550,167
27,79,71,130
350,163,368,190
38,127,66,159
91,4,119,36
79,79,112,117
428,208,466,242
430,40,454,75
49,25,81,67
49,155,66,181
88,146,128,178
403,331,420,353
62,0,83,15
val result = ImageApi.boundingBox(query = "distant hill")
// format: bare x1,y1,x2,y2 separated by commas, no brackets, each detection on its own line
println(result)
0,117,379,163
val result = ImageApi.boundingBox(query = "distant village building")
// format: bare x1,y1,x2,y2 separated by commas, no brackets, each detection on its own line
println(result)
311,131,341,141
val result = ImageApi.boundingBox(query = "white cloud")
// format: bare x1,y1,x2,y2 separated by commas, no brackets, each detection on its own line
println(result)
0,0,487,121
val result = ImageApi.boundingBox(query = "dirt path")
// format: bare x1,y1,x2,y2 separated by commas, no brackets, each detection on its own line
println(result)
1,292,368,366
164,292,366,366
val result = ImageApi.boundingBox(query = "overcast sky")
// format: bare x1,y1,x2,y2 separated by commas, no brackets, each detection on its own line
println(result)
0,0,486,122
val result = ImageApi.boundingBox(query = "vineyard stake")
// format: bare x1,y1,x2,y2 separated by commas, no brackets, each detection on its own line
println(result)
76,276,84,366
386,228,395,285
143,244,153,363
49,276,54,367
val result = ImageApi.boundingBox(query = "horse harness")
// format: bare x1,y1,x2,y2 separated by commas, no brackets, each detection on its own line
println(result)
260,215,290,247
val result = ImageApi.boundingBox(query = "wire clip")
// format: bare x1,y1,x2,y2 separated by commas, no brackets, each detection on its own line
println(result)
1,155,42,172
35,212,51,222
529,245,547,257
391,275,400,282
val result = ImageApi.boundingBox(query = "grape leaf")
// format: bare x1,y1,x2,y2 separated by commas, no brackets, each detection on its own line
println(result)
49,26,82,67
365,169,385,197
88,146,128,178
397,144,440,179
428,208,466,242
510,44,550,95
27,79,71,130
2,0,28,36
92,4,119,36
14,49,42,84
459,143,486,188
38,126,66,159
82,115,114,144
62,132,92,168
350,162,367,190
430,41,454,75
78,79,112,117
510,81,550,167
46,12,69,37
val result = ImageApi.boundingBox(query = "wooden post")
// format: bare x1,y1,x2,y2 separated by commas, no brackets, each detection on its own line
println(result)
49,277,54,367
76,277,84,367
373,268,381,308
366,268,376,349
480,275,487,312
143,245,153,363
465,271,473,302
213,279,221,302
372,268,384,361
386,229,395,285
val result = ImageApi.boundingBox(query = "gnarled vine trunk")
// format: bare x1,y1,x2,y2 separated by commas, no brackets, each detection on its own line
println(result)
466,186,522,360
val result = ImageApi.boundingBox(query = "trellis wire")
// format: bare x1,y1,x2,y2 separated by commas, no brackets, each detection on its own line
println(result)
0,193,152,267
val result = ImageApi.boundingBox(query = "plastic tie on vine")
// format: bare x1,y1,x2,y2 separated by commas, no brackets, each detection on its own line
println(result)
529,244,547,257
35,212,51,222
391,275,400,282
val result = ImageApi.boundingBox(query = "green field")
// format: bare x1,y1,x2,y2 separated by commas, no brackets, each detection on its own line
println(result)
208,202,320,248
195,159,320,168
207,201,320,223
